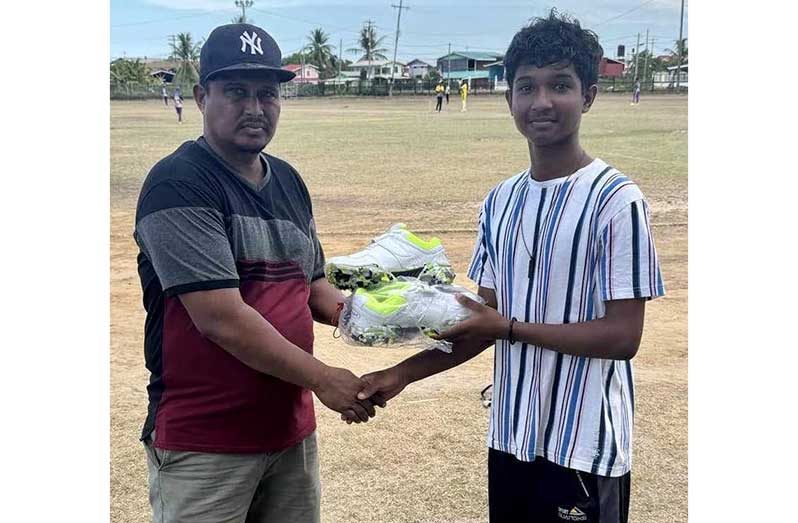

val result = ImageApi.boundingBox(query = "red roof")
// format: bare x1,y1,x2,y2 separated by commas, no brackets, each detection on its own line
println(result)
599,57,625,78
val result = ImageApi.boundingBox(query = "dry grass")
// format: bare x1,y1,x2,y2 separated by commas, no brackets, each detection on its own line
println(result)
111,94,687,522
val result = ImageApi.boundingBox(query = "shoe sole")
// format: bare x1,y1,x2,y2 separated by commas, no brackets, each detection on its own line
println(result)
326,263,455,290
349,325,405,346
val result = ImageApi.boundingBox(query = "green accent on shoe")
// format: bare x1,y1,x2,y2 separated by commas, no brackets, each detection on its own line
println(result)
369,280,412,294
355,282,411,316
402,229,441,251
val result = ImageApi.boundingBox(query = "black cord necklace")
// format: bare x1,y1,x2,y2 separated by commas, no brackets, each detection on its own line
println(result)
518,151,590,279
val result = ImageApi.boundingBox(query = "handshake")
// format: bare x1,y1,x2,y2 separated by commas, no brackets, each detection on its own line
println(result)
312,364,408,424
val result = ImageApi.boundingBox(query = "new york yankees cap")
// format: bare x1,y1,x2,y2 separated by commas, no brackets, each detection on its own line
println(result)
199,23,296,84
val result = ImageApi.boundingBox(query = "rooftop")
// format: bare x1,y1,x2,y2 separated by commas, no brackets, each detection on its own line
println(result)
438,51,503,62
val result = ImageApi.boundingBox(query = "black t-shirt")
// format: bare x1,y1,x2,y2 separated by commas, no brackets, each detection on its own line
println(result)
134,137,325,453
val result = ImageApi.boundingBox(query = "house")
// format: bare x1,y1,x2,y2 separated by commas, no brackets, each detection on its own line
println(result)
407,59,433,78
282,63,320,84
653,60,688,90
599,58,625,78
436,51,504,90
322,70,361,87
346,58,408,81
483,60,507,90
150,69,175,83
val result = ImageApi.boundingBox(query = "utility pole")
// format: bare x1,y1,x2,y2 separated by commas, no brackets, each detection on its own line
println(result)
675,0,685,93
634,32,641,81
389,0,409,96
364,20,375,81
168,34,176,58
649,37,655,90
447,42,451,82
339,38,343,77
235,0,253,23
643,29,650,89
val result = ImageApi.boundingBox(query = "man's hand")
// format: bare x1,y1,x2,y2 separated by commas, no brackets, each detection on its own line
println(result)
433,294,509,342
313,366,384,423
341,366,409,424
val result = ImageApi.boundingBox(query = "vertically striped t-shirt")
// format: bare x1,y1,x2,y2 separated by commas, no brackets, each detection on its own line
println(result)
467,158,665,477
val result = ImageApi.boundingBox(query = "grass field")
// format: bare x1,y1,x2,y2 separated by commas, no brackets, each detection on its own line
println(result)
111,93,687,522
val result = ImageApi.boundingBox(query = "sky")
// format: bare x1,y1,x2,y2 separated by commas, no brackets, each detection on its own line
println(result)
110,0,688,64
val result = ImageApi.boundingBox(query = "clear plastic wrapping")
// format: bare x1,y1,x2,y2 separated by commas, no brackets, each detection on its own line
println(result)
337,277,485,353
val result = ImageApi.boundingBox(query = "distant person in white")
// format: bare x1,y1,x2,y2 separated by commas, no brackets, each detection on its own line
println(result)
173,87,183,123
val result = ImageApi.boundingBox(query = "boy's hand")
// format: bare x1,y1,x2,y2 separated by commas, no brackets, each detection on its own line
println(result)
433,294,509,342
340,367,407,425
313,366,379,423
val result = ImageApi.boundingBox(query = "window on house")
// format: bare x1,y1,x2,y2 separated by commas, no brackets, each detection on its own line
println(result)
468,59,476,70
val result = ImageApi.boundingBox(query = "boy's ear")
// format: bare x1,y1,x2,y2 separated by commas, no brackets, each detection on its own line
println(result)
582,84,598,113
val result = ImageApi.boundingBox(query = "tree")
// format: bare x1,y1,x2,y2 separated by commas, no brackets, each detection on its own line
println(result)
304,28,335,76
170,32,201,86
423,68,441,82
281,51,305,66
347,25,388,78
110,58,157,87
627,49,667,84
664,38,688,63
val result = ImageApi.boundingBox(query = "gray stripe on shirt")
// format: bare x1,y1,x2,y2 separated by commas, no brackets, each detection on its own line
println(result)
136,206,239,292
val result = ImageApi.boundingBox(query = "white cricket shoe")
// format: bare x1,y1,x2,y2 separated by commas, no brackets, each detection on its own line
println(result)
340,279,482,346
325,224,454,290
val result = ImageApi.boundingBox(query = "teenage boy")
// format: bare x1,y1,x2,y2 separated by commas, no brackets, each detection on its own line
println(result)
348,10,664,522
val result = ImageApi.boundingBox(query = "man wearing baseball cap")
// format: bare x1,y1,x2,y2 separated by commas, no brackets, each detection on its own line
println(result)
133,23,383,522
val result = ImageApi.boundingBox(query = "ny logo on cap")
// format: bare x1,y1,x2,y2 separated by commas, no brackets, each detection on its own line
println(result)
240,31,263,55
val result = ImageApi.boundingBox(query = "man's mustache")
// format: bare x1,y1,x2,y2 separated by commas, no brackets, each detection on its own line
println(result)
238,118,270,129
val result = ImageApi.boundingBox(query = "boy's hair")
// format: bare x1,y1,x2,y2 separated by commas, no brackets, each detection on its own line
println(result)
504,9,603,92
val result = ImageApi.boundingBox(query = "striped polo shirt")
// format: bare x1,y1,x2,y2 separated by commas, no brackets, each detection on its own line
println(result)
467,158,665,477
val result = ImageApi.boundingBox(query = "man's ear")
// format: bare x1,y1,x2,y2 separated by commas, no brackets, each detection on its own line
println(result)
193,84,206,113
505,88,512,114
582,84,598,113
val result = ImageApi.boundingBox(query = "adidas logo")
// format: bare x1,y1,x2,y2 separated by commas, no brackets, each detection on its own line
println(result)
557,506,588,521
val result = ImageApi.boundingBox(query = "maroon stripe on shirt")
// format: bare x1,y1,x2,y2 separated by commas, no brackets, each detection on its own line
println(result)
154,278,316,453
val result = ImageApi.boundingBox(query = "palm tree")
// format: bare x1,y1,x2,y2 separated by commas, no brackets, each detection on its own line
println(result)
170,32,201,86
664,38,688,63
347,25,388,79
304,28,335,75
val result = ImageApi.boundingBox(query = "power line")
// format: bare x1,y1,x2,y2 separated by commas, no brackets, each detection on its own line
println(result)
594,0,659,27
249,7,364,35
599,33,640,43
111,10,228,28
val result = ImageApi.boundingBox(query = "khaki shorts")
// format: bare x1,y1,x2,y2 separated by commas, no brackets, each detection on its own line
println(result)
144,432,320,523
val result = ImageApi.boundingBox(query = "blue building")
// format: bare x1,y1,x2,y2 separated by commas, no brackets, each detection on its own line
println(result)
436,51,504,90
